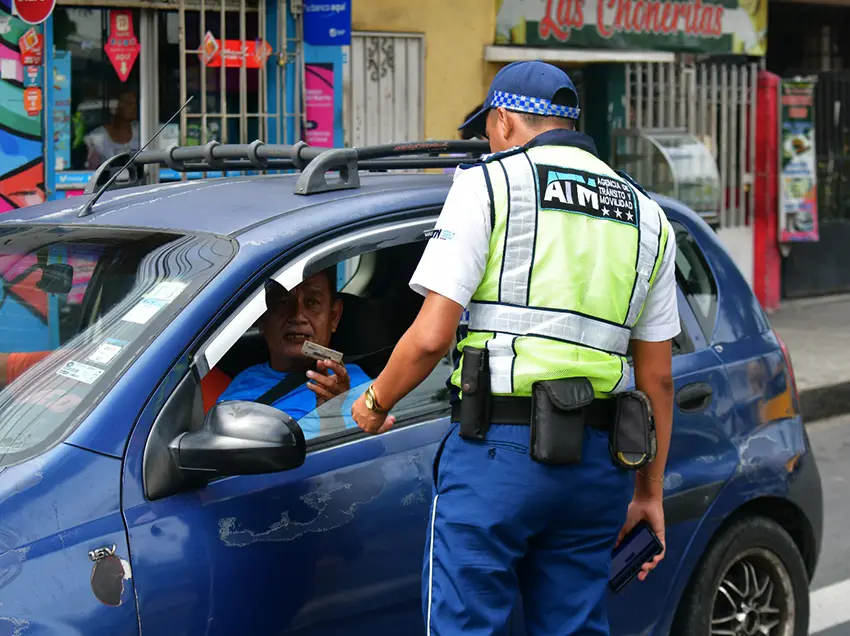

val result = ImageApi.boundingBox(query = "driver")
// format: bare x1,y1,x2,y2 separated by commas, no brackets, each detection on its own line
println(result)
216,269,370,421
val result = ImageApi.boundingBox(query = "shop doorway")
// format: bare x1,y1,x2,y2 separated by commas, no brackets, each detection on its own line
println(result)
51,0,292,194
52,6,143,174
768,1,850,298
344,32,424,147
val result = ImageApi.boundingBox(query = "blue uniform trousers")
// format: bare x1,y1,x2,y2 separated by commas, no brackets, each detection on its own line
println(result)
422,422,633,636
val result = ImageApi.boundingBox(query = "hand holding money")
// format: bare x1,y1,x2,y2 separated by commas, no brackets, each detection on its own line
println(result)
301,340,344,364
302,341,350,404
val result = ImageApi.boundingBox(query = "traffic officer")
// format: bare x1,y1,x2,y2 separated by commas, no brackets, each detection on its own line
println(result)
351,60,679,635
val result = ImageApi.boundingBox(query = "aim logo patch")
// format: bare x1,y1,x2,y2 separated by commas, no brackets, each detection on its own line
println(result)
537,165,638,226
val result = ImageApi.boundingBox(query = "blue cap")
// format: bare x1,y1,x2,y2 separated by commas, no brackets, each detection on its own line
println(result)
459,60,580,137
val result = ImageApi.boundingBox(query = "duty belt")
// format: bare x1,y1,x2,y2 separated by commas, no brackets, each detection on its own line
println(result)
451,395,615,431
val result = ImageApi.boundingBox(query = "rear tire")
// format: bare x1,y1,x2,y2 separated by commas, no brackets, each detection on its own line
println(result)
672,516,809,636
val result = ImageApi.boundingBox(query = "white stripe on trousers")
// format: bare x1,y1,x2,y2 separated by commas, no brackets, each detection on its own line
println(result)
426,493,439,635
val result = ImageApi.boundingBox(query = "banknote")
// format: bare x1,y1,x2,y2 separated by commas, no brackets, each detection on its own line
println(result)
301,340,344,364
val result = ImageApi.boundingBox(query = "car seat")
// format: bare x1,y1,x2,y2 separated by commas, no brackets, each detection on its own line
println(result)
330,292,408,378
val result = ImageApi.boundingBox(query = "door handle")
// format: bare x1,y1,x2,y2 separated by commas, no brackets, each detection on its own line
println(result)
676,382,713,413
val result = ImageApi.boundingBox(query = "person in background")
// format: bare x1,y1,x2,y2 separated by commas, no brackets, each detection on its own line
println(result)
460,103,485,140
85,90,140,169
0,351,52,387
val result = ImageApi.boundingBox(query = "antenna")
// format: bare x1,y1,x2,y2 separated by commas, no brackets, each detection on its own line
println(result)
78,95,195,218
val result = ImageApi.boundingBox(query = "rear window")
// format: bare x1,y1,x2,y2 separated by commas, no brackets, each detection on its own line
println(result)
0,225,235,466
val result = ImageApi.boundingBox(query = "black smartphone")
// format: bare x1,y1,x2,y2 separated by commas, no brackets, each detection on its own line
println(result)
609,520,664,593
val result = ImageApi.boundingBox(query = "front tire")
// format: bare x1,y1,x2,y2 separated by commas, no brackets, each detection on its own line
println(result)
672,516,810,635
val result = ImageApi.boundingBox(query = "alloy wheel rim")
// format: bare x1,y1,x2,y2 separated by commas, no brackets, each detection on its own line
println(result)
709,547,795,636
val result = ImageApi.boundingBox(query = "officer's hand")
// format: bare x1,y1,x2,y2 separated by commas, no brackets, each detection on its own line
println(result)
616,495,666,582
351,392,396,435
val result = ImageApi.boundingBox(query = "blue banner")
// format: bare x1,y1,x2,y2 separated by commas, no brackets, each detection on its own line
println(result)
53,51,72,173
303,1,350,46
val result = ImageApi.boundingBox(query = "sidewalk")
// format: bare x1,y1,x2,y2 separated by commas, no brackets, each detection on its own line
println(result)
768,294,850,422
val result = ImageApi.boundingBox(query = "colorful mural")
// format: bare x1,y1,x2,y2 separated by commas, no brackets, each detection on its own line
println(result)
0,0,45,213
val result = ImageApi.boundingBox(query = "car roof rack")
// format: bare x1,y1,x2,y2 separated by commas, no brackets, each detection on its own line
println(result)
86,139,491,198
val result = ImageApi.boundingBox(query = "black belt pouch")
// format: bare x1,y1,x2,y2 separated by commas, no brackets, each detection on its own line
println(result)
458,347,491,441
609,390,657,470
530,378,594,465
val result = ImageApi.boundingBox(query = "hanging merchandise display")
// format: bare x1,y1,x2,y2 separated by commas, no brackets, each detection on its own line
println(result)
18,27,43,66
23,86,42,116
104,9,141,82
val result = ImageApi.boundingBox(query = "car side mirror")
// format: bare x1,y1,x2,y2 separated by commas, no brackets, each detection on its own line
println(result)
37,263,74,294
168,401,306,477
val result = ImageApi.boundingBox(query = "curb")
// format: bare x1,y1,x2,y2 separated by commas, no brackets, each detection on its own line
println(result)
800,381,850,423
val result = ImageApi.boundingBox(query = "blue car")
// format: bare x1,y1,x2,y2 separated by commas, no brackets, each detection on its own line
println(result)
0,141,822,635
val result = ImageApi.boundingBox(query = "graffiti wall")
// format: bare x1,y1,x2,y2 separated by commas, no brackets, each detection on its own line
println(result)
0,0,45,213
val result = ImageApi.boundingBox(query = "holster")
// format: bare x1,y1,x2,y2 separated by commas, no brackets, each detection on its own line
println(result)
458,347,491,441
609,390,657,470
530,378,594,465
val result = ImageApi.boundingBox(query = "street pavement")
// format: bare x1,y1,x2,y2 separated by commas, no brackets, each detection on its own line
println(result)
768,294,850,422
807,414,850,635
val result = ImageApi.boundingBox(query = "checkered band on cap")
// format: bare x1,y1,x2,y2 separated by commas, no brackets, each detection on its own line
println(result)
491,90,580,119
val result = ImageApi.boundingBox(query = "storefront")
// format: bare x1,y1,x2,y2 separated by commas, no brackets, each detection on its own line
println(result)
1,0,351,207
487,0,767,286
766,0,850,299
345,0,493,144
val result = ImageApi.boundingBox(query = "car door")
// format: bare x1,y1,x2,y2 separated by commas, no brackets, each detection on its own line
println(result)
608,220,739,635
120,216,452,635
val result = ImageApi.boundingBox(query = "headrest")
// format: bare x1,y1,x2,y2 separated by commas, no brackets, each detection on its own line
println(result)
331,292,401,359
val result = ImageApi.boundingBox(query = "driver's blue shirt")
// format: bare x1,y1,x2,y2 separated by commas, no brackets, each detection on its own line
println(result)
217,362,371,439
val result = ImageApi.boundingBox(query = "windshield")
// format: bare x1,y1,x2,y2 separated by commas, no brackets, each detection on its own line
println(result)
0,225,235,466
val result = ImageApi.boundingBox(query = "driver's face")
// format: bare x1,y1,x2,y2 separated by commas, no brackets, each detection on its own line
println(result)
261,273,342,364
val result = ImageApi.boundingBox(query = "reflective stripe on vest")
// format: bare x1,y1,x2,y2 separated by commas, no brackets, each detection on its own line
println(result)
468,301,631,356
453,144,669,397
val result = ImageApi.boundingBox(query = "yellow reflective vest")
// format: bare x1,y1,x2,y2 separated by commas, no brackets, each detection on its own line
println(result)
451,142,670,398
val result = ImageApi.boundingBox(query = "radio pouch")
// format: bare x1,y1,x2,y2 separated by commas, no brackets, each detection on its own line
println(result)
530,378,594,465
458,347,491,441
610,390,657,470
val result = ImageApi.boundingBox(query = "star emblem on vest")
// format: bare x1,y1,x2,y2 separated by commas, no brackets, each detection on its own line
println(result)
536,165,638,227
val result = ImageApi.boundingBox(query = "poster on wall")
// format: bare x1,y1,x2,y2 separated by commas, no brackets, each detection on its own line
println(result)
104,10,140,82
0,3,45,211
303,63,335,148
778,77,818,243
494,0,767,56
202,37,272,68
53,51,72,172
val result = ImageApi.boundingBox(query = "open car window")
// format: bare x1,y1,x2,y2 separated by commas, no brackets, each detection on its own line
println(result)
202,216,453,447
299,357,453,444
0,226,234,466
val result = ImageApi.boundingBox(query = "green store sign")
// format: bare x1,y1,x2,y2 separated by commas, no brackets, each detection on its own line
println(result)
495,0,767,56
